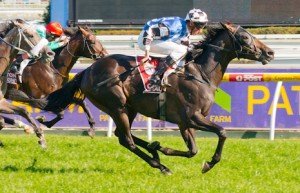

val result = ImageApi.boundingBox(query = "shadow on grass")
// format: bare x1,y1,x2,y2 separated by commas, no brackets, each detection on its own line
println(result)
1,158,114,174
241,131,257,139
0,140,4,148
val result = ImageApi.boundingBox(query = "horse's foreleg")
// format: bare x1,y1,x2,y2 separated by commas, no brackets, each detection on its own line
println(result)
1,116,33,133
77,100,96,138
190,112,227,173
0,99,46,148
0,116,5,130
38,111,64,128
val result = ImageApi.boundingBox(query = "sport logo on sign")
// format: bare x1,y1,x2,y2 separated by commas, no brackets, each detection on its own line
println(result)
230,74,263,82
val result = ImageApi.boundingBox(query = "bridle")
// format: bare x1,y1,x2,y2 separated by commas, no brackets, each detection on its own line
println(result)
188,25,263,88
0,26,37,55
66,33,105,60
206,25,262,60
0,25,39,76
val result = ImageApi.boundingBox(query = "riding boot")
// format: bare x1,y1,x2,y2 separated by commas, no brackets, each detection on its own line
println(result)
16,74,22,84
150,55,175,86
10,53,24,73
149,63,167,85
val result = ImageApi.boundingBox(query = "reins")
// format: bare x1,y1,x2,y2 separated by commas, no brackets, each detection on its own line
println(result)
184,25,262,88
0,28,34,55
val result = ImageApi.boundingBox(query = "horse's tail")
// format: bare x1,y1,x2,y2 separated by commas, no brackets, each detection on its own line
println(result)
6,88,48,109
42,71,85,113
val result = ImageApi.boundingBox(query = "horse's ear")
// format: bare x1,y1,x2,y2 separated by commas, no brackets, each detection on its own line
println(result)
78,25,89,36
220,22,229,30
12,20,20,27
220,22,236,33
13,19,26,27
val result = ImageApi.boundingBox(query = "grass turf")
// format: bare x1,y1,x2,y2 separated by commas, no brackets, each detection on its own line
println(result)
0,134,299,193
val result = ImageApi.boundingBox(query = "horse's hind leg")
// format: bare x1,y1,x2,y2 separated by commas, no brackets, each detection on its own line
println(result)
113,109,160,160
148,125,198,158
0,99,46,148
190,112,227,173
77,100,96,138
126,109,160,160
112,109,172,175
0,116,5,147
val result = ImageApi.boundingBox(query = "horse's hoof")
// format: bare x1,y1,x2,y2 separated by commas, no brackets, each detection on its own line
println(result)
202,161,211,173
161,168,173,176
38,140,47,149
23,125,33,134
87,129,95,138
36,116,46,123
147,141,161,150
40,125,49,131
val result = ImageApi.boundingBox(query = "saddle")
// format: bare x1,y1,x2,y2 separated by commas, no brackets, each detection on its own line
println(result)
137,56,180,93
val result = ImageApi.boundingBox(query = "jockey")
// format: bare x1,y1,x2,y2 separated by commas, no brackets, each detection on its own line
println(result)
138,8,208,85
11,21,70,83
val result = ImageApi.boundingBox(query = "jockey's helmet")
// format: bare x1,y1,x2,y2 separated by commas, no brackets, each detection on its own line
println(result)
185,9,208,29
46,22,63,36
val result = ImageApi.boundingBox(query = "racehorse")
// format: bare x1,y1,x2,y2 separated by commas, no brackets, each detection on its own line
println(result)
0,19,48,147
5,26,108,137
39,23,274,173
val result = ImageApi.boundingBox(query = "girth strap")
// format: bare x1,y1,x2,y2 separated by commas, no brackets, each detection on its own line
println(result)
158,92,166,121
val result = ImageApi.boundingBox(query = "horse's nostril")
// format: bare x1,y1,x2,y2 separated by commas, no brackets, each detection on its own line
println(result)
267,51,275,59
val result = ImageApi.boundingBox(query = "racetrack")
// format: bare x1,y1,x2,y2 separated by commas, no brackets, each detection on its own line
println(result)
0,134,299,193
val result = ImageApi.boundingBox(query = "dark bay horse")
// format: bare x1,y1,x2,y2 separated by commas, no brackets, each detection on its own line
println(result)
41,23,274,173
0,19,48,147
5,26,108,137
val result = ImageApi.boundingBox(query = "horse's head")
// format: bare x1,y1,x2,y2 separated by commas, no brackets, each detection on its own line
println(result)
65,26,108,60
0,19,46,74
5,19,44,55
220,22,274,65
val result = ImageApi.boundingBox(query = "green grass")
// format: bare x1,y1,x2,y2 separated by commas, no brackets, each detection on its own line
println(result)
0,134,299,193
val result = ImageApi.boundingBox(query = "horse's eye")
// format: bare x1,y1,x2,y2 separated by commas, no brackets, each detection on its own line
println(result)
242,35,248,39
239,34,251,44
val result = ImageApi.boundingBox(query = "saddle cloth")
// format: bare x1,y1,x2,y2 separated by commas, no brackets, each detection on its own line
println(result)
7,71,17,85
137,56,175,93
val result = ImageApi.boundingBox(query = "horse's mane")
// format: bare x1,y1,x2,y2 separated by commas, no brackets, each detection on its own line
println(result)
53,27,80,56
63,27,78,36
63,26,93,37
0,21,14,38
185,24,227,63
201,23,225,45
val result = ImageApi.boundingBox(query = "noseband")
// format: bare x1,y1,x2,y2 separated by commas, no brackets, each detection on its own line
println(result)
226,26,262,59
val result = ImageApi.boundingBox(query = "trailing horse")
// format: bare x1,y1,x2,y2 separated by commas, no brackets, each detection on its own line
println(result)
0,19,49,148
5,26,108,137
40,23,274,173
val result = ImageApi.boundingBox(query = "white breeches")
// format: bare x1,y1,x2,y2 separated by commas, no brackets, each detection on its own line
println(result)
138,31,187,67
19,59,30,75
